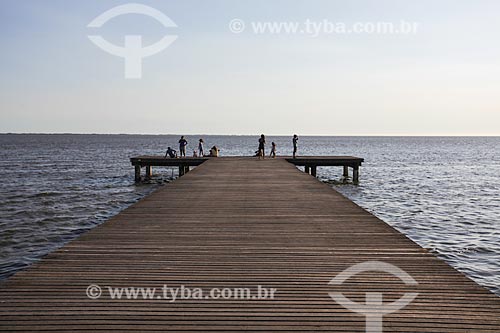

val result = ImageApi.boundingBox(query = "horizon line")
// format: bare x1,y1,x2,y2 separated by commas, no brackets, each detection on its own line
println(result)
1,132,499,137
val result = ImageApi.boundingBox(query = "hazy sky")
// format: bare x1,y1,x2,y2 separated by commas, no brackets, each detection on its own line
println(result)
1,0,499,135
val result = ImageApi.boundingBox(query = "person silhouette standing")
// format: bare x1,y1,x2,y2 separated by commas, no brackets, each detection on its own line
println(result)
198,138,204,157
258,134,266,159
179,136,188,157
292,134,298,158
270,142,276,158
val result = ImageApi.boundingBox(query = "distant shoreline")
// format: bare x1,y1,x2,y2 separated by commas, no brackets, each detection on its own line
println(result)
1,133,499,137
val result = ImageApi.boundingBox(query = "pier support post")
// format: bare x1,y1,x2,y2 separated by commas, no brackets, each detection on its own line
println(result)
185,166,190,174
134,165,141,182
178,166,184,177
311,166,317,177
304,166,310,174
353,166,360,183
145,166,152,180
343,165,349,178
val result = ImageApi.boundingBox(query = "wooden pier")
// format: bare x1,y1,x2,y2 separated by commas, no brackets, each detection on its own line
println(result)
130,156,208,180
130,155,364,182
1,157,499,332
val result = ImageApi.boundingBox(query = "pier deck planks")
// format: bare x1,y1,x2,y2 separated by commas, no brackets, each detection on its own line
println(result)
1,157,499,332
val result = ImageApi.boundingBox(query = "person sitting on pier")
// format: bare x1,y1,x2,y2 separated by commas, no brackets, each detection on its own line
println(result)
209,146,220,157
165,147,177,158
193,150,198,157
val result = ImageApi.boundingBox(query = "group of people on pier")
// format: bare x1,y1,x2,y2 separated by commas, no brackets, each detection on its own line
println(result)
256,134,298,159
165,134,299,159
165,137,219,158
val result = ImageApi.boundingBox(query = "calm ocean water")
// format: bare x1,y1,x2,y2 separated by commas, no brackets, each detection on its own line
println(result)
0,134,498,295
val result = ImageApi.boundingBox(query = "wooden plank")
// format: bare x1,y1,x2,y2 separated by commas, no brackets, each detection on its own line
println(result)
0,157,498,332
